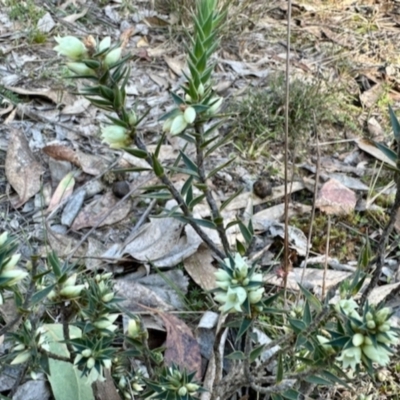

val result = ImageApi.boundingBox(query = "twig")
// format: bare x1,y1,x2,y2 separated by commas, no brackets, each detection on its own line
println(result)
282,0,292,297
322,215,331,298
194,124,231,254
61,305,75,360
361,127,400,306
300,122,320,287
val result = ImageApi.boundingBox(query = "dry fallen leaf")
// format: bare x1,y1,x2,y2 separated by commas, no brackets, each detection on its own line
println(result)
316,178,357,215
159,312,202,380
43,144,81,167
47,172,75,212
5,128,44,207
71,192,131,231
184,245,217,291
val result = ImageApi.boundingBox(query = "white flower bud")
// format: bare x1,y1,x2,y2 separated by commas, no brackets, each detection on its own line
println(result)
127,318,140,339
352,333,364,347
170,114,188,135
11,350,31,365
366,320,376,330
101,125,128,149
0,269,28,286
376,307,391,323
183,106,196,124
62,273,77,288
248,287,264,304
207,97,223,115
186,383,200,392
129,111,137,125
362,344,390,366
197,83,205,96
101,292,114,302
59,284,85,299
102,358,112,369
67,62,96,76
12,344,26,352
378,323,391,332
0,232,8,246
81,349,92,358
2,254,21,271
86,357,95,369
214,269,231,282
98,36,111,52
104,47,122,67
178,387,187,396
54,36,88,60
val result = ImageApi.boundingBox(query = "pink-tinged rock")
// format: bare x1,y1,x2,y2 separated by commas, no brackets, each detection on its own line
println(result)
316,178,357,215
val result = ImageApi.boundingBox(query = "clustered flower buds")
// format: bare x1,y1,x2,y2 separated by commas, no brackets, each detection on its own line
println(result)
213,253,264,314
163,106,197,136
143,364,202,399
10,323,49,365
0,232,28,304
100,125,129,149
333,300,399,370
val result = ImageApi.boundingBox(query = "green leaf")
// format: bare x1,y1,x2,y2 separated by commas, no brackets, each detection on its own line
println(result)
206,158,235,179
122,147,148,159
140,192,171,200
389,105,400,142
326,336,350,348
155,132,166,160
298,283,322,312
152,154,164,177
170,91,185,106
373,141,398,163
303,301,312,326
236,318,252,342
105,115,129,128
179,151,199,175
276,352,283,383
225,351,245,360
288,318,306,333
220,187,243,211
358,236,371,270
31,284,56,306
204,132,233,157
167,166,200,178
185,185,193,206
99,85,114,102
236,239,246,255
81,59,100,69
159,108,181,121
188,194,206,209
249,344,266,363
238,220,253,244
84,97,113,111
321,368,351,389
304,374,333,385
282,390,302,400
181,176,194,196
47,252,61,278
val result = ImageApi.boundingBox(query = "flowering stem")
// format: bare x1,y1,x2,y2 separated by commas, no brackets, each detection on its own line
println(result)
0,255,38,336
132,132,226,260
194,123,230,255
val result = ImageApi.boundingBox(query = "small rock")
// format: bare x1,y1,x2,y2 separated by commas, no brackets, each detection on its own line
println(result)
253,178,272,199
112,181,130,198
